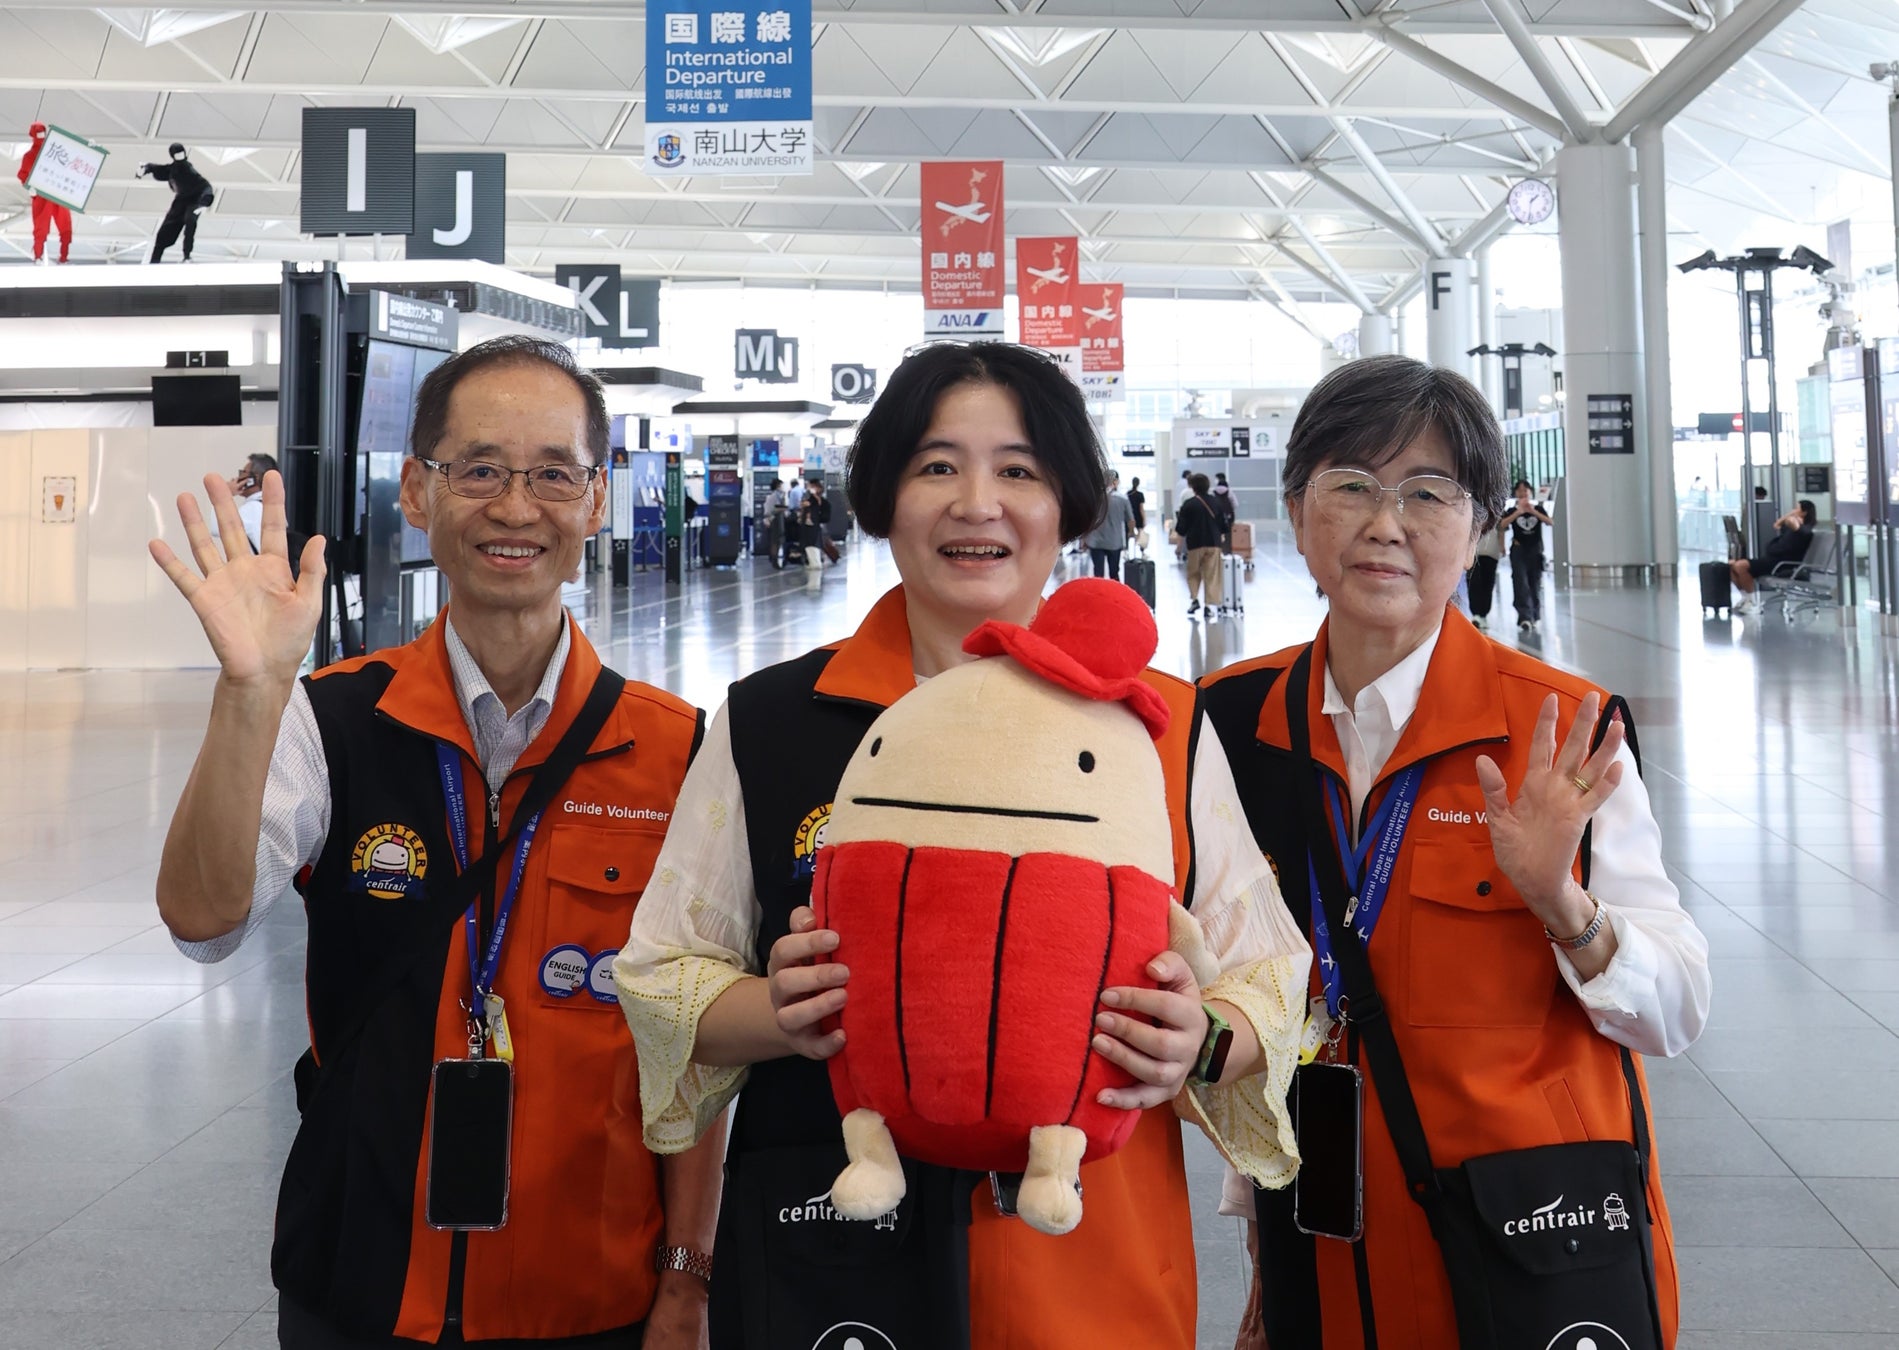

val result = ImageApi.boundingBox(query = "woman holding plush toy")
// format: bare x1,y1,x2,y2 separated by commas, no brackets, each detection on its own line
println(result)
615,340,1311,1350
1198,355,1710,1350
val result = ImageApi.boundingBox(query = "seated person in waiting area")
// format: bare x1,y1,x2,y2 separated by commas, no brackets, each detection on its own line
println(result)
1730,498,1816,611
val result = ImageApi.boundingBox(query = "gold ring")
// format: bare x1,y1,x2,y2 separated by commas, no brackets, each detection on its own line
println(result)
1572,775,1593,794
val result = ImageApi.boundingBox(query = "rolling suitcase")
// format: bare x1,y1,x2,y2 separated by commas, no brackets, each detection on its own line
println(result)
1221,553,1245,614
1699,559,1733,616
1124,556,1156,610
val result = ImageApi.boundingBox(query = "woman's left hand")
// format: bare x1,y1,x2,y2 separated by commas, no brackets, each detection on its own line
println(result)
1092,951,1208,1110
1475,691,1625,924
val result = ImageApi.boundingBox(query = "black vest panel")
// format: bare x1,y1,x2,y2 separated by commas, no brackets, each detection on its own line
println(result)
273,662,463,1338
715,647,975,1350
1198,660,1330,1347
724,647,881,1152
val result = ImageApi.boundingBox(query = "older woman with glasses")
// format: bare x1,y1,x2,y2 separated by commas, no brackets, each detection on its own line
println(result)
1199,355,1710,1350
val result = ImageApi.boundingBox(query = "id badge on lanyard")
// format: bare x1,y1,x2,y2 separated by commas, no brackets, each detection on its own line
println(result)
427,746,540,1230
1303,763,1423,1059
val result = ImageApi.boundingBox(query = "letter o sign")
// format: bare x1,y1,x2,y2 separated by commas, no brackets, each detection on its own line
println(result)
831,363,876,404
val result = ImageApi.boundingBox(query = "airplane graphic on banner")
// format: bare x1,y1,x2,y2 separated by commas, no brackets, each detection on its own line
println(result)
920,160,1004,335
1080,281,1126,402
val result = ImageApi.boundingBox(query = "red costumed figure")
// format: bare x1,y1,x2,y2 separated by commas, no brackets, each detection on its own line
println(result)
17,124,73,264
813,578,1214,1236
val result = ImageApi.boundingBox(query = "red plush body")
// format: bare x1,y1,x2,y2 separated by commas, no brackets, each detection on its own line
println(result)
814,839,1171,1171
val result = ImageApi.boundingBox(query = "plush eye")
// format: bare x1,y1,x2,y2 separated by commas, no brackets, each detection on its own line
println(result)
1078,751,1095,773
869,737,882,757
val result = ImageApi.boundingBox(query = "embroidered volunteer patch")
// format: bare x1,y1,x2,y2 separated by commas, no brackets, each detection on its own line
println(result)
791,803,831,881
350,824,429,900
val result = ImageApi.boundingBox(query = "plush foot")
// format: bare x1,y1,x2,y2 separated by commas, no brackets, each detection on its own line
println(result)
831,1109,907,1220
1015,1125,1087,1236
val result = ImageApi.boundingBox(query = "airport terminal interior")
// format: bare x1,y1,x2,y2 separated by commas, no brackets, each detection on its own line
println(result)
5,0,1899,1347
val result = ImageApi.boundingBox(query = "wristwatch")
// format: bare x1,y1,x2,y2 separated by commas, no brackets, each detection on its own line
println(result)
654,1245,713,1282
1545,893,1608,951
1188,1004,1234,1087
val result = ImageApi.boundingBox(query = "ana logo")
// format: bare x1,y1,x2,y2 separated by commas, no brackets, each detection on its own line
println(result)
791,803,831,881
1543,1323,1633,1350
1502,1193,1598,1237
810,1323,898,1350
652,133,685,168
349,824,428,900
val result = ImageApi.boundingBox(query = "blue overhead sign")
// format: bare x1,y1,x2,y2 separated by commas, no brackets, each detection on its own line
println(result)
644,0,813,178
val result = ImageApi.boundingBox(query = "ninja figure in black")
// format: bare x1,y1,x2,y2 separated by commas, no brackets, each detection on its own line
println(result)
138,143,214,263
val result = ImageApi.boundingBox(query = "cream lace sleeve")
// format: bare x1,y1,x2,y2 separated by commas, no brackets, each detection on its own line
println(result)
613,704,762,1154
1173,717,1311,1189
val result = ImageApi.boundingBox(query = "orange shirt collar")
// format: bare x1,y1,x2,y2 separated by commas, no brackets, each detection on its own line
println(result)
812,585,920,709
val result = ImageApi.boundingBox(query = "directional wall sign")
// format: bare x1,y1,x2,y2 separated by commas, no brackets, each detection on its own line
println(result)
555,263,623,343
1585,393,1634,454
406,153,506,263
300,107,416,236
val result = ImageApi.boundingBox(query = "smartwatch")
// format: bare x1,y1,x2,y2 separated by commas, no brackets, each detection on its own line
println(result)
1188,1004,1234,1087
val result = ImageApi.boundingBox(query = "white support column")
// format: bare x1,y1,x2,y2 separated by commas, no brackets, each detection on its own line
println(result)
1477,243,1500,409
1358,312,1396,357
1557,141,1652,568
1635,121,1679,574
1425,256,1476,377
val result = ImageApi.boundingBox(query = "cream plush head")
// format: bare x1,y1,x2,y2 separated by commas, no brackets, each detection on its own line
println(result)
823,578,1174,884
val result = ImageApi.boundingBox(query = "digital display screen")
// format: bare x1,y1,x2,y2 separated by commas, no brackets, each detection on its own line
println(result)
152,374,242,426
358,340,450,563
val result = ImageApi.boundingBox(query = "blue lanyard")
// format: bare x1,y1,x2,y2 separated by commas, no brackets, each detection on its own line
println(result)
1307,763,1424,1020
436,745,542,1033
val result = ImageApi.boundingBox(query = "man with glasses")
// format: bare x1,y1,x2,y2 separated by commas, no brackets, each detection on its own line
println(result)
149,335,722,1349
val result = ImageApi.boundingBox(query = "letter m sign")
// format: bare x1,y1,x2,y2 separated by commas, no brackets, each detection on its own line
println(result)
736,328,799,384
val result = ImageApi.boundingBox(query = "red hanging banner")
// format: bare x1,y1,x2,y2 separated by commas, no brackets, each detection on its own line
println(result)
1079,282,1124,401
919,160,1005,337
1015,235,1078,349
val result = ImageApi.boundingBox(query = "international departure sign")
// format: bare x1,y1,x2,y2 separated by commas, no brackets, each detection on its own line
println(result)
919,160,1004,336
23,125,108,212
1016,235,1080,383
645,0,813,178
1079,282,1125,402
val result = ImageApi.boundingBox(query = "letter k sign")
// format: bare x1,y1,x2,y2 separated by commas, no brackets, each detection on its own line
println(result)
555,263,624,340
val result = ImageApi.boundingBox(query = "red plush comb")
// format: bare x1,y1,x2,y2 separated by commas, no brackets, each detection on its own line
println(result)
963,578,1171,740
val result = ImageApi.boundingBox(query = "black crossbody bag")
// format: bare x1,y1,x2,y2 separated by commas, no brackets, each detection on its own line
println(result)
1286,647,1666,1350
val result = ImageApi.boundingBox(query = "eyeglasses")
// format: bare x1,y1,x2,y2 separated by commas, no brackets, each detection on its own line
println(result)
1303,467,1472,526
416,457,602,502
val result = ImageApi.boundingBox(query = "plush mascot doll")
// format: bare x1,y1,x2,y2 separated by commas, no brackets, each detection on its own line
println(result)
812,578,1213,1236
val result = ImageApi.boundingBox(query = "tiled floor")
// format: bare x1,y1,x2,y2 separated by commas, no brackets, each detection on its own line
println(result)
3,526,1899,1349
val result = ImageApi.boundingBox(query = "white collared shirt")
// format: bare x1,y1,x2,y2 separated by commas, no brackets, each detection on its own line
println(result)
176,614,572,964
1320,625,1442,828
